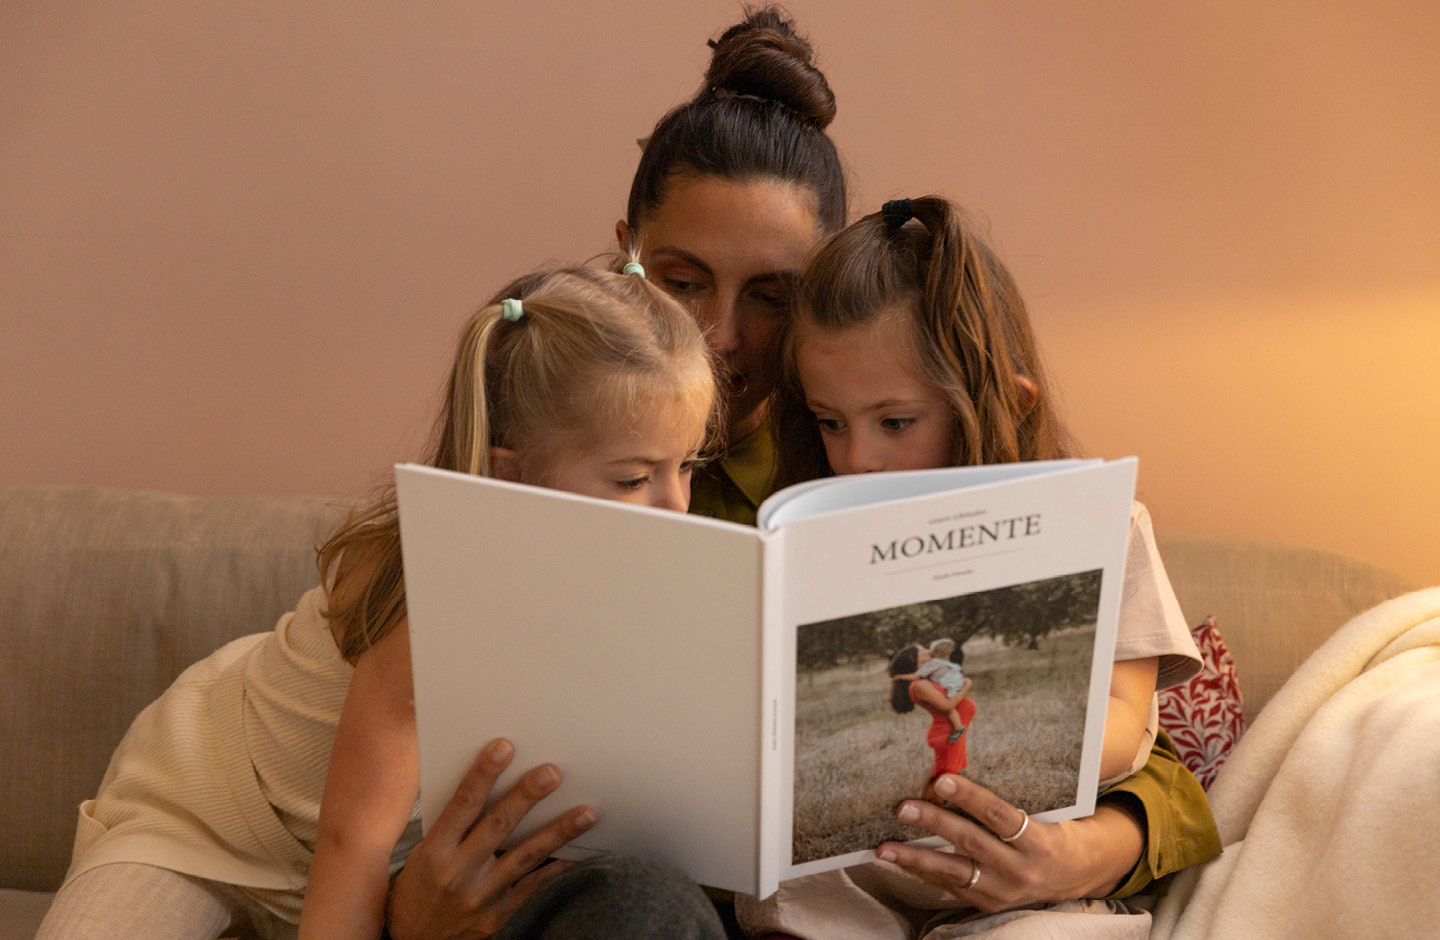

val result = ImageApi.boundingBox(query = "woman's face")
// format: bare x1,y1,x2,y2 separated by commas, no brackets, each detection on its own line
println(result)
620,176,824,443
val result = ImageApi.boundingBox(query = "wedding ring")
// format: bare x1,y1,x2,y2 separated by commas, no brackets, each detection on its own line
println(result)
999,813,1029,844
964,857,981,890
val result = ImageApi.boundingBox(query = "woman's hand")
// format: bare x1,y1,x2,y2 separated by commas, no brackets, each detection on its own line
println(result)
876,774,1144,913
386,739,598,940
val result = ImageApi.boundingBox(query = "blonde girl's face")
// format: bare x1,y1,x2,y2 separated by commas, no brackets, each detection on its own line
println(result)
794,310,957,476
497,383,711,512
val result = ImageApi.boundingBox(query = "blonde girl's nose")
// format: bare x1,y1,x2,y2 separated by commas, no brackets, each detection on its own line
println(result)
652,473,690,512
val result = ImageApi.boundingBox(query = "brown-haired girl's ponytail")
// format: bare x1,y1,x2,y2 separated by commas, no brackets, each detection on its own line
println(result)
627,5,845,233
776,194,1073,486
905,195,1015,463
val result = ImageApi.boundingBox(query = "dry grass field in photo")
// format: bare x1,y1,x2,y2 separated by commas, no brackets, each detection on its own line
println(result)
791,626,1095,865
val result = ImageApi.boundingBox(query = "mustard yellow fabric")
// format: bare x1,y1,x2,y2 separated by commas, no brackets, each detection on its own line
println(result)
1103,730,1221,899
687,424,777,527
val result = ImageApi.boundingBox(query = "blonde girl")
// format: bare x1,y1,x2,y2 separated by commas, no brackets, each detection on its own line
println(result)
741,198,1209,939
39,265,723,940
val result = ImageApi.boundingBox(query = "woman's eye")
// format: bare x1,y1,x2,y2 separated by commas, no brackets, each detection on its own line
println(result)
746,289,793,314
617,476,649,491
661,276,704,295
881,417,915,432
815,417,844,434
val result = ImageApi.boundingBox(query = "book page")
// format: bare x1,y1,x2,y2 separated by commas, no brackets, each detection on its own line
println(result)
771,460,1136,882
396,465,771,895
757,459,1093,531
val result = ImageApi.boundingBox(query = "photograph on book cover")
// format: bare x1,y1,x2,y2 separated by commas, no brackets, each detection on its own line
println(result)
790,570,1102,865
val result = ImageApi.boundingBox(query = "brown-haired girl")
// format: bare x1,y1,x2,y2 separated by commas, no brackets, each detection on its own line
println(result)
738,196,1211,938
38,265,726,940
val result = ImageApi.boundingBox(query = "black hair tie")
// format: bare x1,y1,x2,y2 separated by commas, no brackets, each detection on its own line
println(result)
881,198,913,229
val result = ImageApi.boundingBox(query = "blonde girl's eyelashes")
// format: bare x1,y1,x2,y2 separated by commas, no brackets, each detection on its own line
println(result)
881,416,916,432
616,474,650,491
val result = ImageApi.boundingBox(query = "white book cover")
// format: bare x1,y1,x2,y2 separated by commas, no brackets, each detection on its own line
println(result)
395,457,1137,898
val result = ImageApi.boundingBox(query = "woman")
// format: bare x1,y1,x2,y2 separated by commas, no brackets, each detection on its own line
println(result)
624,0,1213,915
889,646,977,795
613,7,843,527
392,7,1218,938
619,9,1217,938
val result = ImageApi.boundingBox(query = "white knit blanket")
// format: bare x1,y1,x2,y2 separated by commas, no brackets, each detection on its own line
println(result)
1151,587,1440,940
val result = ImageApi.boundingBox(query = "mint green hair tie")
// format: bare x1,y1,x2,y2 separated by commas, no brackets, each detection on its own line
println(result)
622,261,646,278
501,298,524,321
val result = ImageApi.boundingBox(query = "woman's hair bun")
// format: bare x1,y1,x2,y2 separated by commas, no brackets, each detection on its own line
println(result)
704,6,836,129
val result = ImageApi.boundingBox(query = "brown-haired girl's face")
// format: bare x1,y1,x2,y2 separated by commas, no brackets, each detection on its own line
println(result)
618,176,824,444
794,311,957,475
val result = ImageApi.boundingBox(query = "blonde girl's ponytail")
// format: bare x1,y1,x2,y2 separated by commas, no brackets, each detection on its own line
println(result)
319,265,716,661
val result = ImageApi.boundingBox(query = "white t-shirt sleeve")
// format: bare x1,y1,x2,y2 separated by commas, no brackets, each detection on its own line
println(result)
1114,502,1201,690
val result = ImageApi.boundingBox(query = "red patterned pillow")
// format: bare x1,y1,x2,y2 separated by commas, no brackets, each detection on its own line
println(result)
1157,615,1245,789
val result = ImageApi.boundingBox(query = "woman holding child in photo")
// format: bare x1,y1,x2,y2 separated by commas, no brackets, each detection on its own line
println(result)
889,642,976,789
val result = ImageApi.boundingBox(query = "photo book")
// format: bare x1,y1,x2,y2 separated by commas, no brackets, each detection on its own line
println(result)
395,457,1138,898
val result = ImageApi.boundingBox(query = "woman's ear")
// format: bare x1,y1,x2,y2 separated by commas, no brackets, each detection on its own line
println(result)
1016,375,1039,417
614,220,630,253
489,446,523,483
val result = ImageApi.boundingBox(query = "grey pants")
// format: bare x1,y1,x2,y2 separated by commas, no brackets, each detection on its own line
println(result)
494,855,730,940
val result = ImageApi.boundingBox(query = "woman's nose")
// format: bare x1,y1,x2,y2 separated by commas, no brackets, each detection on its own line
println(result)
696,296,741,357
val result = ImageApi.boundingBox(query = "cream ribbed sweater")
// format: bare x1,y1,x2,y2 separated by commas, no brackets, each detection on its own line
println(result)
66,586,422,922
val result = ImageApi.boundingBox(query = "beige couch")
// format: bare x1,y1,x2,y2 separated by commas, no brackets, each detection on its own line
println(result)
0,485,1420,939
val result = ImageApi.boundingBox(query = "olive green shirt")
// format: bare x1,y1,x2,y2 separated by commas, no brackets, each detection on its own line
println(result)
1102,730,1222,898
687,424,777,528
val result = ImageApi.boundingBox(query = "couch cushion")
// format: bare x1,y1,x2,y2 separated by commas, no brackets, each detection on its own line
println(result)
0,486,344,891
1157,616,1245,789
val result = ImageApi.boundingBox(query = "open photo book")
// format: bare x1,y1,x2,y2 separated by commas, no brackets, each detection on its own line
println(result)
395,457,1138,898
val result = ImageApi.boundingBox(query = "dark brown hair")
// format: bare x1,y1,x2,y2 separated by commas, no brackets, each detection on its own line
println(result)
889,645,921,713
776,195,1074,487
626,5,846,234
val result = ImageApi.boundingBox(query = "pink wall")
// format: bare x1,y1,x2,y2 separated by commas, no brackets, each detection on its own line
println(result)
3,1,1437,585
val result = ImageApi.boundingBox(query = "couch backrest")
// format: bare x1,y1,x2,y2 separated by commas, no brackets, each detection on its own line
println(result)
0,486,346,891
1156,531,1419,723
